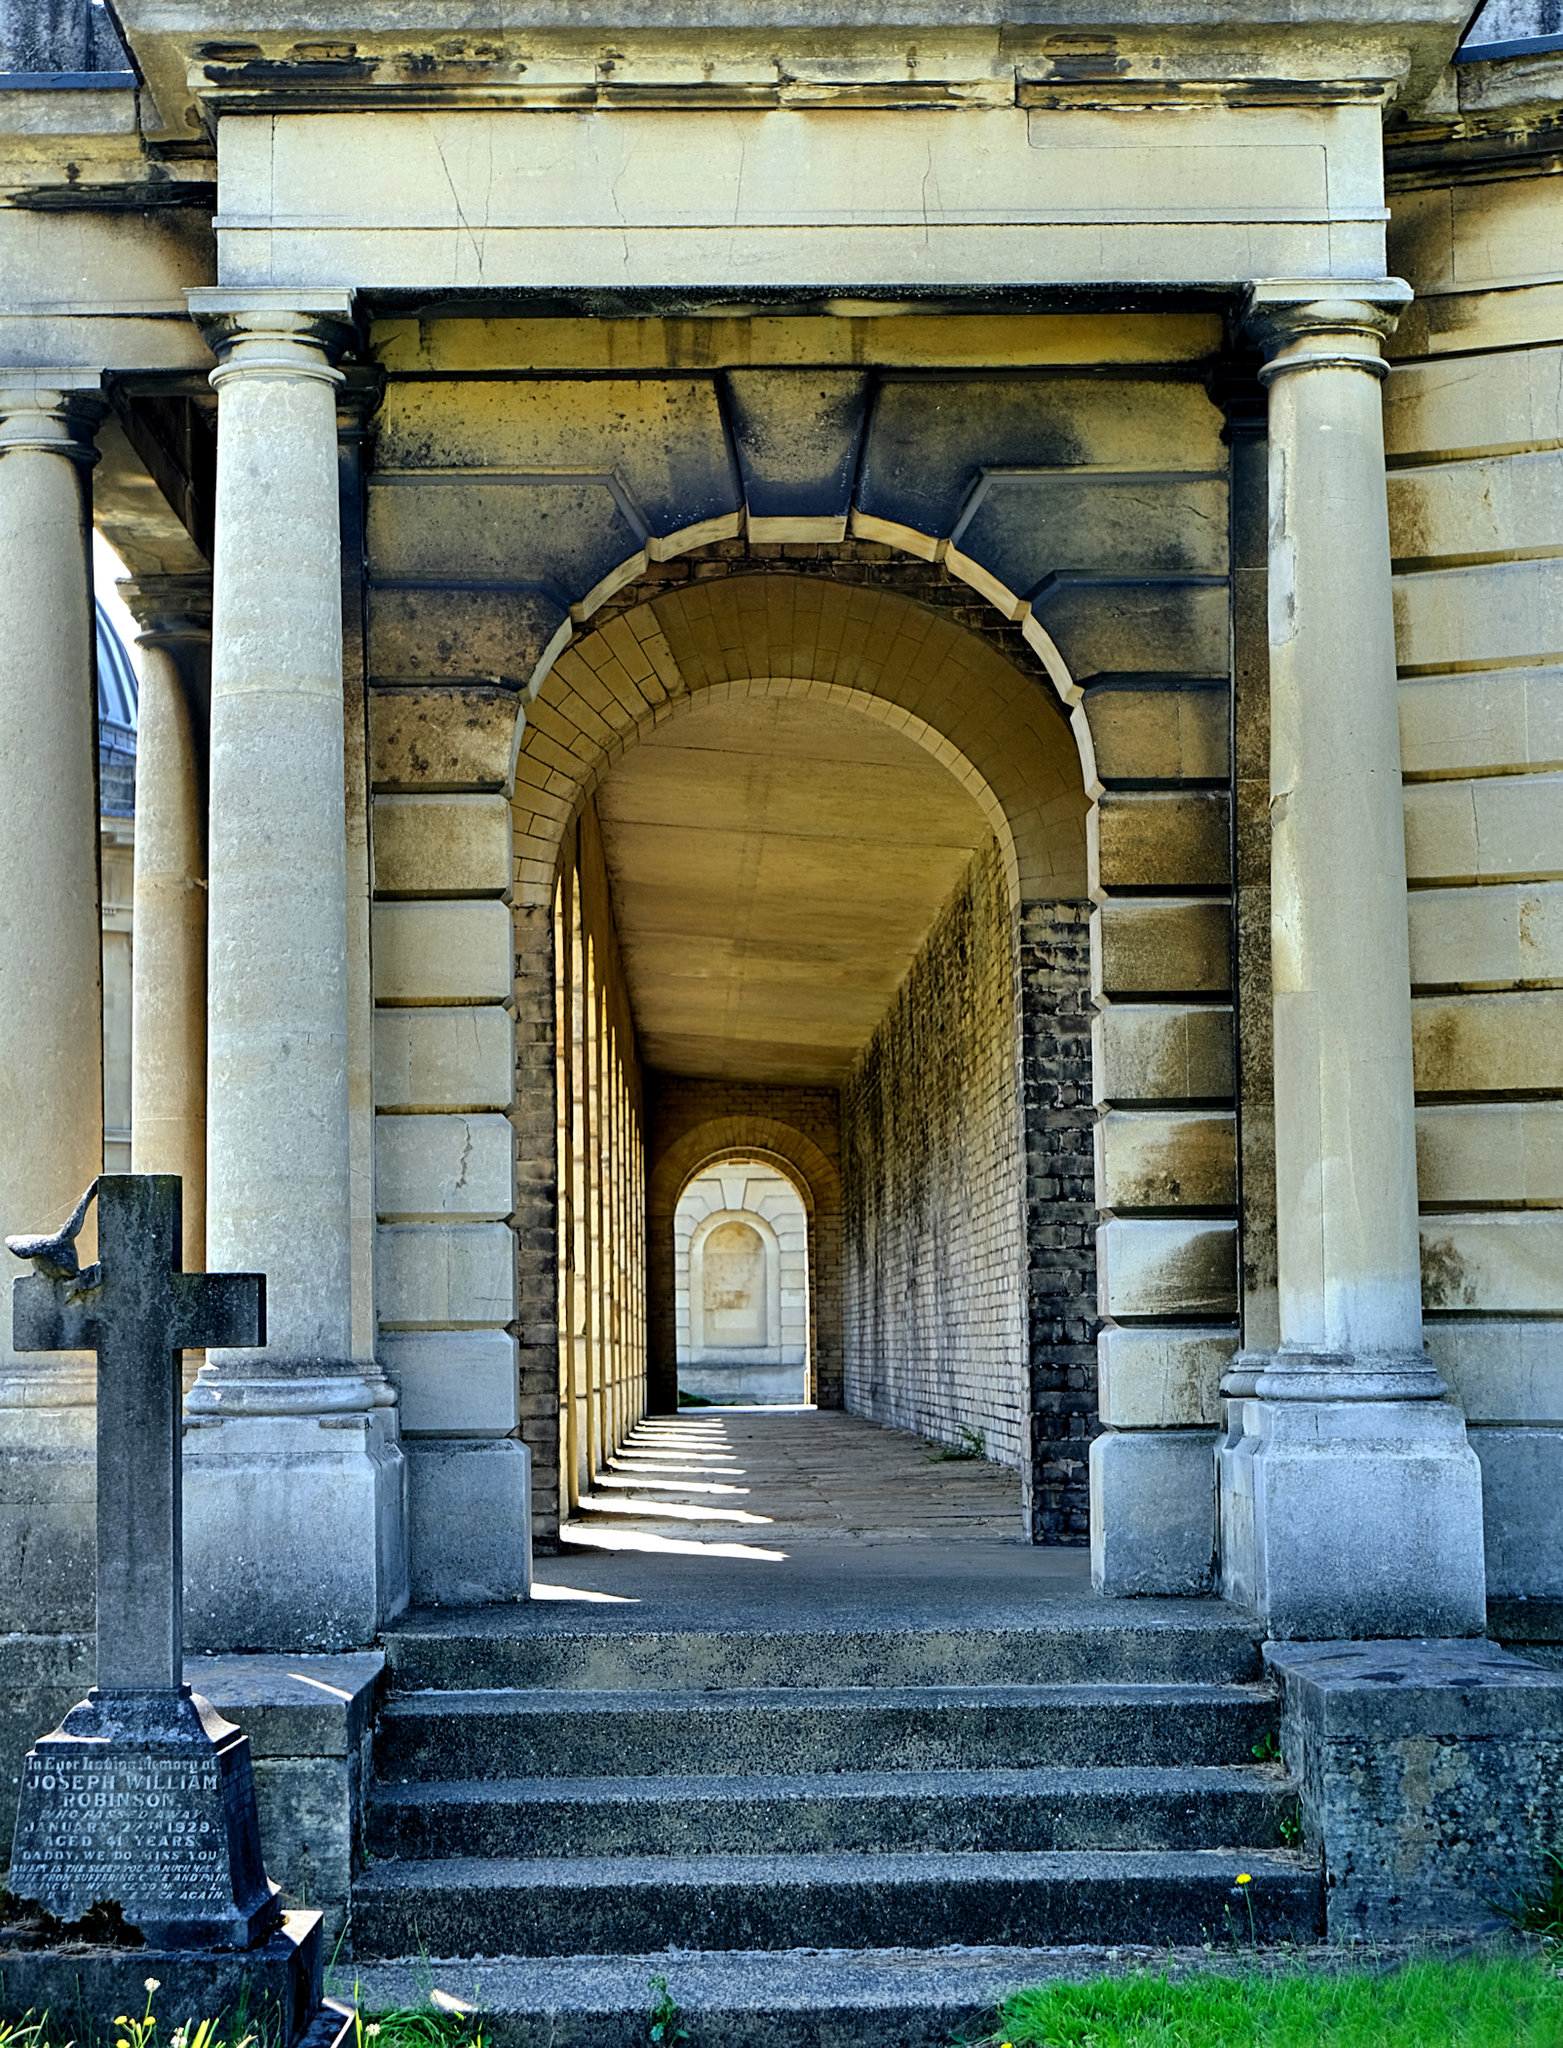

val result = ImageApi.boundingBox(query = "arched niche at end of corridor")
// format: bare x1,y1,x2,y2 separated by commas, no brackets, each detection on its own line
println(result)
675,1159,811,1407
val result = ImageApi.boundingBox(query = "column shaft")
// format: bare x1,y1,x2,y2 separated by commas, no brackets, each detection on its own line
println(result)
1222,287,1486,1639
128,584,209,1273
1264,329,1422,1361
205,334,352,1363
182,297,405,1650
0,379,104,1632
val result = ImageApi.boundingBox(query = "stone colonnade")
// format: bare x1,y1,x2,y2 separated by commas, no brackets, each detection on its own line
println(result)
0,296,407,1650
0,277,1488,1645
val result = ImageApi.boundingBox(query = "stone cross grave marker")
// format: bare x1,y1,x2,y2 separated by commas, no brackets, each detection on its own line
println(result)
4,1175,277,1947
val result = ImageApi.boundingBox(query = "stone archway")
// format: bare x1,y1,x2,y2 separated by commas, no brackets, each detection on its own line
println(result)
513,572,1089,917
676,1162,812,1405
517,562,1097,1533
647,1110,844,1413
370,365,1243,1582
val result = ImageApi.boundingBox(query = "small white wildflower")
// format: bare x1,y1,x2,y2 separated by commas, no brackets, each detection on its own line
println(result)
145,1980,161,1995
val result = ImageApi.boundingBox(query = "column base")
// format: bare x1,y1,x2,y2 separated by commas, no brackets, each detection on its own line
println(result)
1220,1353,1487,1639
0,1370,96,1634
1217,1351,1266,1616
183,1404,408,1651
1090,1429,1217,1596
406,1439,532,1606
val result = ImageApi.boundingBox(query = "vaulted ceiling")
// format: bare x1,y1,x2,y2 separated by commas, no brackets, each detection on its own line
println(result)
593,692,991,1085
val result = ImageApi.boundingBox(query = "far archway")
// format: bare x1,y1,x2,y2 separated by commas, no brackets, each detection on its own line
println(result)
676,1158,811,1405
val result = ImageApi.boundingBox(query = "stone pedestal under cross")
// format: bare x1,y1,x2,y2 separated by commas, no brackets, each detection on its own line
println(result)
5,1176,277,1946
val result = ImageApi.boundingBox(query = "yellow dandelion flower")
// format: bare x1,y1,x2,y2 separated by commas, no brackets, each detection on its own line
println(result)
1236,1873,1252,1885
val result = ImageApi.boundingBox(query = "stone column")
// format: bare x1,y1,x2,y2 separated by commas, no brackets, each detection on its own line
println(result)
0,375,105,1632
126,575,210,1274
1221,284,1486,1639
182,292,406,1651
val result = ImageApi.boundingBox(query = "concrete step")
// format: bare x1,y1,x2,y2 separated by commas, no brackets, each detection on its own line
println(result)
374,1682,1277,1781
335,1948,1078,2048
334,1947,1145,2048
382,1618,1263,1693
367,1763,1294,1859
351,1847,1322,1958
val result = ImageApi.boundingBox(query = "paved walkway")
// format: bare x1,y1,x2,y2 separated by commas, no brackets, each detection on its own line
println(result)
533,1406,1114,1624
388,1410,1246,1639
571,1407,1022,1547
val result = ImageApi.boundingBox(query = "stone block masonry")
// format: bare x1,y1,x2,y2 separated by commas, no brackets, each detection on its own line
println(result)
1386,167,1563,1622
369,681,532,1599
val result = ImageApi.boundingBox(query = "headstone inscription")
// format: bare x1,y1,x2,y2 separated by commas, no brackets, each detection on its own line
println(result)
4,1176,276,1948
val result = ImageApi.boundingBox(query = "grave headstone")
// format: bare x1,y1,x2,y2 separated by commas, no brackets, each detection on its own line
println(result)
4,1176,277,1948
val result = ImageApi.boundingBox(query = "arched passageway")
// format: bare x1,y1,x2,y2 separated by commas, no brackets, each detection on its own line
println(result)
527,560,1097,1544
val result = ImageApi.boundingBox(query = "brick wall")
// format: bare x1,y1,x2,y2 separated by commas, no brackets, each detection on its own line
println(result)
839,846,1098,1537
1021,901,1099,1542
841,837,1029,1471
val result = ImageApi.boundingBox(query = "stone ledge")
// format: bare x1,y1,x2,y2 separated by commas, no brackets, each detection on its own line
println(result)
186,1653,385,1760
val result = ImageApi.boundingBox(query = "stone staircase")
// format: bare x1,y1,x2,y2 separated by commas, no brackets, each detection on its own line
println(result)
349,1606,1322,2043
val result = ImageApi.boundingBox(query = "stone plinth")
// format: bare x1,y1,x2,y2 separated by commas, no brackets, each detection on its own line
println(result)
8,1688,277,1949
0,1911,321,2045
1268,1638,1563,1938
0,1650,383,1951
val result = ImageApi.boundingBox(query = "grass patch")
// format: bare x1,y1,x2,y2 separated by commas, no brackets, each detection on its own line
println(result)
349,2011,480,2048
926,1425,988,1464
981,1954,1563,2047
1498,1850,1563,1940
0,1979,285,2048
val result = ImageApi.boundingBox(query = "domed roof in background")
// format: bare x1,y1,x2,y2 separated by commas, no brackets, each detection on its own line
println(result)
1459,1,1563,58
97,598,137,820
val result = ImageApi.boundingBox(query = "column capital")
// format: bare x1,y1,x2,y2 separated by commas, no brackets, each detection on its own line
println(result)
1243,278,1413,385
0,373,106,463
120,571,213,649
186,290,357,393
